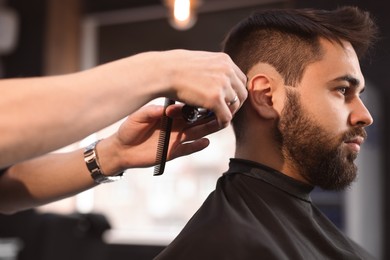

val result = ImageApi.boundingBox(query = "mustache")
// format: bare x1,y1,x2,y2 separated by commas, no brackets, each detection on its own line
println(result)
342,127,367,142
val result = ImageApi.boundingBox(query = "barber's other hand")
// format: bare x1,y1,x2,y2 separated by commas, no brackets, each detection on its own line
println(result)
97,104,220,175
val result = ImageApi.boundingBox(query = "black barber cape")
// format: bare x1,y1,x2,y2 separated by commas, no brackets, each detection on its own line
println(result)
155,159,374,260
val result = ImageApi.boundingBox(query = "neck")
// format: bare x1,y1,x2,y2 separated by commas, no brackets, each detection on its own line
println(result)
235,132,310,185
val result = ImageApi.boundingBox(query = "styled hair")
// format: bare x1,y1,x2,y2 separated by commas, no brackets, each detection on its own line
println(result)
222,6,378,140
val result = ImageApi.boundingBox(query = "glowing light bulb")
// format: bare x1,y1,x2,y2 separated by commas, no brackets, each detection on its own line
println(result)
166,0,198,31
174,0,191,22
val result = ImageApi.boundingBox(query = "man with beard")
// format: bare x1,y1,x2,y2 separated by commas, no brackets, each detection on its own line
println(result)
155,6,378,260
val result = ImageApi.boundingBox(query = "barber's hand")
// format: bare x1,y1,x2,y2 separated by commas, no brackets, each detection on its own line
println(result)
161,50,247,128
97,104,220,175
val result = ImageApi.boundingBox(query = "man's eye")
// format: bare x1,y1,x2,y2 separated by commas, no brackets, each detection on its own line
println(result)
337,87,348,95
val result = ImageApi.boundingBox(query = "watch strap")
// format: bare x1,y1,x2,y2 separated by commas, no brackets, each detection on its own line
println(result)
84,140,123,184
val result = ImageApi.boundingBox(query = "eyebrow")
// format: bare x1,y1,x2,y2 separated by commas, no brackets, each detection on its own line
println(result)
331,75,365,93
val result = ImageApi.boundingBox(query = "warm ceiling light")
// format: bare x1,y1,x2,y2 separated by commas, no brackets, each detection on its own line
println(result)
164,0,200,31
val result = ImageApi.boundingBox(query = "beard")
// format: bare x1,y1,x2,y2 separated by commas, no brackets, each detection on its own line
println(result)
274,89,367,191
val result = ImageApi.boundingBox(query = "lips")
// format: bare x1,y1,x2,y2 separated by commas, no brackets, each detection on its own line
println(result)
344,136,365,153
346,136,364,145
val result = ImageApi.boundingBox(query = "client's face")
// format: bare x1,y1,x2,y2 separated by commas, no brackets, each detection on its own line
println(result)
273,39,371,191
275,90,366,191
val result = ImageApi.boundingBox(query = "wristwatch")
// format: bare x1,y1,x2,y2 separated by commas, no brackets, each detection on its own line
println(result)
84,140,123,184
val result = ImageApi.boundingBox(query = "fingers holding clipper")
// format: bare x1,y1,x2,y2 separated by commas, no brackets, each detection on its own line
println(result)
229,59,248,108
213,85,245,128
199,55,247,128
227,95,239,106
225,63,247,117
222,92,239,122
224,87,241,113
196,92,239,128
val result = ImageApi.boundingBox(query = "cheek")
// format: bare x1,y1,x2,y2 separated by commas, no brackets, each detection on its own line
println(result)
305,99,349,134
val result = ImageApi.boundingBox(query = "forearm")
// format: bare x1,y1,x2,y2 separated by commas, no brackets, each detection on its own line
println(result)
0,52,167,168
0,150,97,214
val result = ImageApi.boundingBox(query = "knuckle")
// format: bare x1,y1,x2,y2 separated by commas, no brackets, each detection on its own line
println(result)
210,90,223,103
218,76,231,88
210,75,228,89
218,52,231,61
221,60,233,73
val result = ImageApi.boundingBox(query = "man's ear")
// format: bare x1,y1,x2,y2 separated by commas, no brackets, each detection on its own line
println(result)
248,74,279,119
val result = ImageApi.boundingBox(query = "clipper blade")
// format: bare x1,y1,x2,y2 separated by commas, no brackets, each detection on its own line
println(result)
182,105,213,123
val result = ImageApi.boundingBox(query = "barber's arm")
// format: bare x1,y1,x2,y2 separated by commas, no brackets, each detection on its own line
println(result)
0,104,220,214
0,50,246,168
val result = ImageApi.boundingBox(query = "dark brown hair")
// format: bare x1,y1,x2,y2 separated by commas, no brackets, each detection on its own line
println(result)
222,6,378,140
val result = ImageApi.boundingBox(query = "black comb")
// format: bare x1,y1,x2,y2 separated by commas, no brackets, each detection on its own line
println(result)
153,98,175,176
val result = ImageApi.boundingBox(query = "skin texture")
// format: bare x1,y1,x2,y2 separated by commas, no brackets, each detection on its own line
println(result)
0,49,247,168
0,104,221,214
235,39,372,189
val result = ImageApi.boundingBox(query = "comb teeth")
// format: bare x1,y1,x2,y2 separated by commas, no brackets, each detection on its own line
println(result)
154,98,175,176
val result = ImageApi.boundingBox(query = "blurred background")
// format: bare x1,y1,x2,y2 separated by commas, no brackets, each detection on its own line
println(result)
0,0,388,259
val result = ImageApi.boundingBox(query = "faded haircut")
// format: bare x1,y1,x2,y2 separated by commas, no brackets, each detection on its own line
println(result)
222,6,378,140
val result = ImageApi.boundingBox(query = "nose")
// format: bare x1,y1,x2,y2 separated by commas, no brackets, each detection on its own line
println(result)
349,98,373,127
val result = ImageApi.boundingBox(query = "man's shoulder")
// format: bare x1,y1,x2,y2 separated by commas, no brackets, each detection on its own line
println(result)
155,174,279,260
